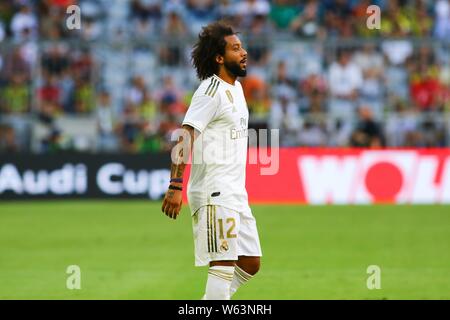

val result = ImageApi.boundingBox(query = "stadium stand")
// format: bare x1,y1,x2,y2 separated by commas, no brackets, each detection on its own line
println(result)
0,0,449,153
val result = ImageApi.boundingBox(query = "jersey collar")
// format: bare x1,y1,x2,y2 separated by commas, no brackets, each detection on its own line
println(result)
213,74,236,87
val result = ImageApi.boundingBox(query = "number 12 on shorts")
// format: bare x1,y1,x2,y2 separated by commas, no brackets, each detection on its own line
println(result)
218,218,237,239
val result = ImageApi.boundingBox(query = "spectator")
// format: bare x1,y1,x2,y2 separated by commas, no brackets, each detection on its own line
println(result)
350,106,385,148
162,9,187,36
246,14,272,66
38,74,62,117
37,1,62,40
71,48,94,82
353,44,384,76
0,19,5,42
1,46,31,82
300,73,327,113
353,0,379,38
298,119,328,147
328,48,363,121
79,0,105,41
353,44,385,119
136,121,162,153
140,90,158,122
40,128,67,154
156,75,186,119
323,0,353,38
58,69,75,113
322,7,340,38
184,0,217,35
380,0,411,37
327,117,353,147
235,0,270,29
81,17,102,41
131,0,162,32
18,28,38,67
10,5,38,41
119,103,141,153
241,74,271,122
0,1,15,36
217,0,236,22
0,125,18,153
272,60,297,102
381,27,413,66
385,98,420,146
270,0,300,30
411,0,433,37
434,0,450,40
1,74,30,114
410,64,444,111
307,89,327,115
96,90,119,152
41,44,70,77
74,78,95,113
158,112,179,152
134,15,153,39
290,0,323,38
269,90,301,146
358,73,384,120
421,117,446,147
125,76,147,106
159,13,185,67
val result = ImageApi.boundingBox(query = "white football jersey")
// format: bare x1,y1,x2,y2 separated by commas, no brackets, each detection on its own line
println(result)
182,74,250,215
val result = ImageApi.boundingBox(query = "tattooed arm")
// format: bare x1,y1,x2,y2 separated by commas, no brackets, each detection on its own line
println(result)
161,125,196,219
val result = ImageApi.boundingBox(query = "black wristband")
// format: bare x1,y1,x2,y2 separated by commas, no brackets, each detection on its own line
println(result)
169,185,183,191
170,178,183,183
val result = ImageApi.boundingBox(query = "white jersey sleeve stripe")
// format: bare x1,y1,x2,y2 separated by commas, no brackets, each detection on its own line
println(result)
182,90,220,133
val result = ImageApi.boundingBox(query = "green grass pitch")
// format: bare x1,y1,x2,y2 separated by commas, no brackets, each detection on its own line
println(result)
0,201,449,299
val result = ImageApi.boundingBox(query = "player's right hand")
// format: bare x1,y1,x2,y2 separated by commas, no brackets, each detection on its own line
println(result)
161,186,183,219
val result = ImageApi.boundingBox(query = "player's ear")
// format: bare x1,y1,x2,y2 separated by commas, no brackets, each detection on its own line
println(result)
216,54,224,65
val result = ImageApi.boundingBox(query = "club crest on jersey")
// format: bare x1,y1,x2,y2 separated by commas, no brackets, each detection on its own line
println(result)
226,90,237,112
220,240,229,252
225,90,233,103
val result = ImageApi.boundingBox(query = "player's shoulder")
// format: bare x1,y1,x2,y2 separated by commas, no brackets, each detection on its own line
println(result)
194,75,223,99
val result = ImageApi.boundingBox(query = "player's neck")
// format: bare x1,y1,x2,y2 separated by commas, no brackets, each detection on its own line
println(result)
216,69,236,86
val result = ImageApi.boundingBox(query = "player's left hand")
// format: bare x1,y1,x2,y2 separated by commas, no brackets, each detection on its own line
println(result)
161,186,183,219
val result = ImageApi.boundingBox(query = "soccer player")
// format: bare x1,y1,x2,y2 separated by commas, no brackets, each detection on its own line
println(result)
161,21,262,300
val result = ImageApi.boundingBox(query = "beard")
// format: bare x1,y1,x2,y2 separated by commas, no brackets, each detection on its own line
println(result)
224,60,247,77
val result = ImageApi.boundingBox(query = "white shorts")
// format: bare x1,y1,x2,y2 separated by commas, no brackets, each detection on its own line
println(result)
192,205,262,266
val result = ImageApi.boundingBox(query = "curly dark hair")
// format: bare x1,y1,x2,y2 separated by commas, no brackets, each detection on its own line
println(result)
191,21,236,80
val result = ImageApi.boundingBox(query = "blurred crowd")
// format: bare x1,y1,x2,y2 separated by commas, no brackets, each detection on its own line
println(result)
0,0,449,153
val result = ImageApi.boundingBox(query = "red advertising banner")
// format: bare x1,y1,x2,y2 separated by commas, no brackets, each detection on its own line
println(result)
245,148,450,204
4,150,449,204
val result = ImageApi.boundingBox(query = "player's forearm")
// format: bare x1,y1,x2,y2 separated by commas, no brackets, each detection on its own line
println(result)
169,124,195,182
170,160,186,180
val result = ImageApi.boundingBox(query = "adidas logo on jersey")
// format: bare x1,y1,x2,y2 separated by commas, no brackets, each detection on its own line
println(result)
204,78,220,97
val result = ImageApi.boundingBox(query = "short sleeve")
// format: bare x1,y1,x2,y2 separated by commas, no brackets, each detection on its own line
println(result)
182,94,219,133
